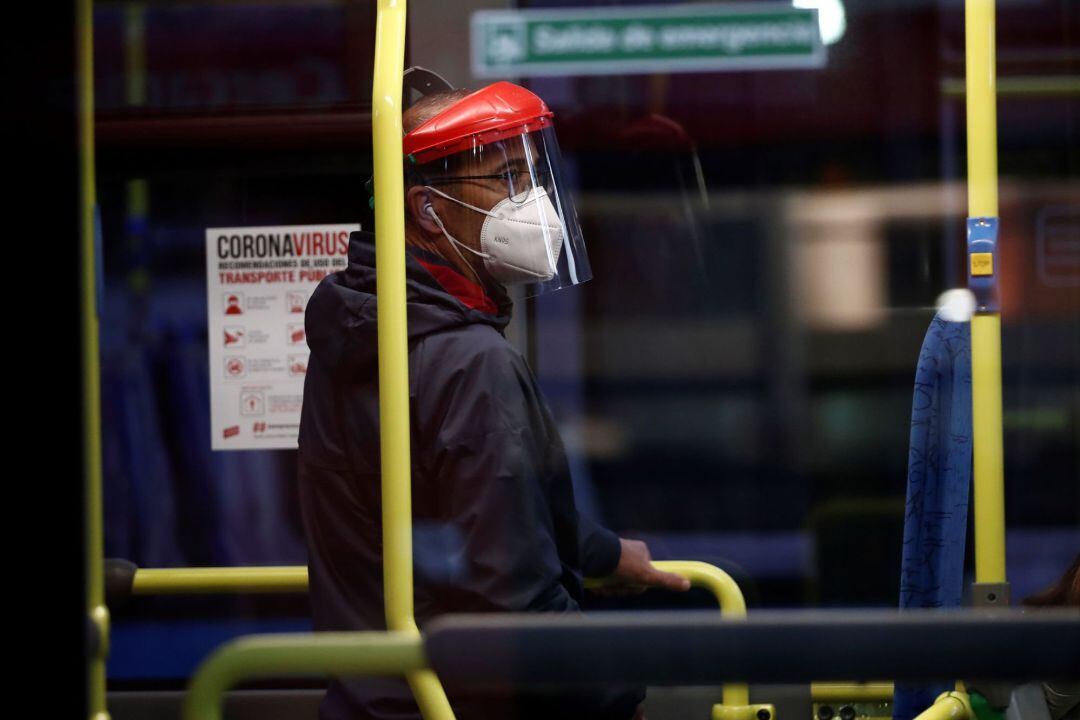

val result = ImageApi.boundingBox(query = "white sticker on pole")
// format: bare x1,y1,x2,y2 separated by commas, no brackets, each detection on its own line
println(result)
206,224,358,450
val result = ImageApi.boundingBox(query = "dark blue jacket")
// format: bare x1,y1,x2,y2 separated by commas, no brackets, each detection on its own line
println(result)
298,232,643,720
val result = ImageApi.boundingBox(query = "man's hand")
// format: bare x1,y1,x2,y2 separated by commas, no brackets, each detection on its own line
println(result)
612,538,691,592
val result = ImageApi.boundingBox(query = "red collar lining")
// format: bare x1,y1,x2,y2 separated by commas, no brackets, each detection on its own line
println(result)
414,257,499,315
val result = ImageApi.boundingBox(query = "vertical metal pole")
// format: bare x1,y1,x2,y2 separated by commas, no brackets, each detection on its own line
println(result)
964,0,1008,600
964,0,999,221
77,0,110,716
124,2,150,279
371,1,455,717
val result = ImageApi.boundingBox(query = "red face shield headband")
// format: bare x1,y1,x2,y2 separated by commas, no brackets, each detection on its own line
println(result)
403,81,554,164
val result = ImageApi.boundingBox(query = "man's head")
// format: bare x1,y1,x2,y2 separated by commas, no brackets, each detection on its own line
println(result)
399,81,590,299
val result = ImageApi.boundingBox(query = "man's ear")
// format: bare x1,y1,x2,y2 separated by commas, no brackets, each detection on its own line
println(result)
406,186,442,235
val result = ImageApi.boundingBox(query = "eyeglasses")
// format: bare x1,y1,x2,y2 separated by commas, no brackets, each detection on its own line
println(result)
424,168,551,203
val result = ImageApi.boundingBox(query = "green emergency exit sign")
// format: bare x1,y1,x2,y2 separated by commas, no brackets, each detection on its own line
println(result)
471,3,825,78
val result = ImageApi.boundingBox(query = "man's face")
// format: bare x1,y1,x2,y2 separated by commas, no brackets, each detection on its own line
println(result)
423,137,536,255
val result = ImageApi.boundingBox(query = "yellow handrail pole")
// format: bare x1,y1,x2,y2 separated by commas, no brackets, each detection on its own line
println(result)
372,0,411,643
132,566,309,595
123,2,150,295
972,313,1005,584
371,1,455,717
965,0,1007,589
130,559,746,598
965,0,998,221
77,0,110,717
651,561,749,708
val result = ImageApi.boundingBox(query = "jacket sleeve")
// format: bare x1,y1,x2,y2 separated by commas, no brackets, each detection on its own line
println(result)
577,513,622,578
429,424,579,613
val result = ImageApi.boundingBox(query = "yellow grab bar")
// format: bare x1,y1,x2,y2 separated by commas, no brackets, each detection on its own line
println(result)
167,561,750,719
971,314,1006,585
130,562,740,611
135,561,750,710
371,1,455,717
372,0,414,638
587,560,752,710
965,0,998,220
132,567,309,595
965,0,1007,588
652,560,746,618
653,561,749,708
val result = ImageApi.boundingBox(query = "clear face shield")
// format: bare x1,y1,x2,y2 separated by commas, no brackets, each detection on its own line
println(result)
412,123,591,298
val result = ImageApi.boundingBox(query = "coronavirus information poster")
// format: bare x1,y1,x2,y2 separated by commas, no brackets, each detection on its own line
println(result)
207,223,358,450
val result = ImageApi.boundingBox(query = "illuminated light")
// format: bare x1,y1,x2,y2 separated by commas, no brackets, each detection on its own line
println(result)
936,288,977,323
793,0,847,46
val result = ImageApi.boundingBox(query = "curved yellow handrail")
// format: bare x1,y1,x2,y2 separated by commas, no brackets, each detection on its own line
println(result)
183,632,426,720
130,562,744,618
166,561,754,720
136,561,751,703
585,560,753,710
651,561,749,708
653,561,747,617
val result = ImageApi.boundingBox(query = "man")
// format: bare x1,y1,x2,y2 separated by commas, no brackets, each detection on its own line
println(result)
298,81,688,720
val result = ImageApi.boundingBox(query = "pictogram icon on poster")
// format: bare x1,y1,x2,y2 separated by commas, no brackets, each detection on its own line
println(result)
287,324,306,345
224,293,244,315
240,391,265,416
225,356,247,378
288,354,308,377
253,421,267,436
224,326,246,348
287,291,307,314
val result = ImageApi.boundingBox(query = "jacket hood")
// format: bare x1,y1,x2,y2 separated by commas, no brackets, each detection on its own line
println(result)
305,231,511,377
